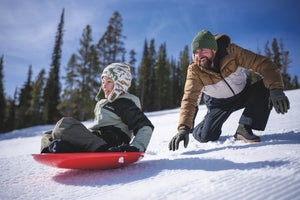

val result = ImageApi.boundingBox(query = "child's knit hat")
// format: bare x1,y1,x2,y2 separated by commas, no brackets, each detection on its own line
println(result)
95,63,132,102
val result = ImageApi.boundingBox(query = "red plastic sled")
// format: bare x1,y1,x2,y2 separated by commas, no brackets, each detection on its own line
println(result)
32,152,144,170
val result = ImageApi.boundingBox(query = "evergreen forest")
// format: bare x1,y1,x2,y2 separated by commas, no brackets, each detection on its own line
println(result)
0,9,299,133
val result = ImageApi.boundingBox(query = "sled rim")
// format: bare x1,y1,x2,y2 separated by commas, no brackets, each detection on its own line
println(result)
32,152,144,170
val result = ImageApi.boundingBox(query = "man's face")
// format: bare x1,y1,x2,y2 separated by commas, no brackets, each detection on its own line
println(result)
194,48,216,68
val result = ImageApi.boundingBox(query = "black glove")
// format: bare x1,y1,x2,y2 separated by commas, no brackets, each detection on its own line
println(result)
169,129,190,151
270,89,290,114
107,144,139,152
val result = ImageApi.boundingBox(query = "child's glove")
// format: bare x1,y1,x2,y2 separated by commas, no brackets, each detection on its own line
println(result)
107,144,139,152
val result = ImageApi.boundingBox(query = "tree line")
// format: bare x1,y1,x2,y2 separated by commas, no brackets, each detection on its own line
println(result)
0,9,299,133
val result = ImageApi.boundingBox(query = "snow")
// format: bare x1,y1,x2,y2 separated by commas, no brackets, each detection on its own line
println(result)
1,89,300,200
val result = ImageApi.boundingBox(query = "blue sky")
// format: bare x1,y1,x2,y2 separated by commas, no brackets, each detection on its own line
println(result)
1,0,299,97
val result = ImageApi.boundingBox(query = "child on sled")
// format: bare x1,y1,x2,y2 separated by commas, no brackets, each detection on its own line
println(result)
40,63,154,153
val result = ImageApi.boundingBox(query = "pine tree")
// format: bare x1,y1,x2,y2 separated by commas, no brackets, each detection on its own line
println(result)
97,11,126,69
264,38,294,90
59,25,100,121
4,89,17,132
272,38,281,69
76,25,95,120
291,75,299,89
279,38,291,74
264,40,272,59
30,69,46,125
138,39,157,111
139,40,150,110
43,8,64,124
16,66,33,128
128,49,137,95
279,38,292,90
170,56,181,107
154,43,169,110
109,11,126,62
58,54,79,118
179,45,190,97
148,39,157,111
282,73,292,90
89,44,101,95
0,55,5,133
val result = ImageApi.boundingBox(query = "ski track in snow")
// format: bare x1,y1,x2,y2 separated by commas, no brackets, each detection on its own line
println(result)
0,89,300,200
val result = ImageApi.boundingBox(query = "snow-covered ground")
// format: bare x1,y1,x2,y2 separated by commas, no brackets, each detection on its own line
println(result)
1,89,300,200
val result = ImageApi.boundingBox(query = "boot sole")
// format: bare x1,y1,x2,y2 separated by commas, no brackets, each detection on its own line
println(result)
234,134,261,143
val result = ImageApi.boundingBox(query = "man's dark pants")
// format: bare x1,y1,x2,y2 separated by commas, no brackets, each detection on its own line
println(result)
192,80,271,142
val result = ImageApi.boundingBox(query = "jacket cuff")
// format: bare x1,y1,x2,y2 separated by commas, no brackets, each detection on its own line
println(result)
177,125,191,131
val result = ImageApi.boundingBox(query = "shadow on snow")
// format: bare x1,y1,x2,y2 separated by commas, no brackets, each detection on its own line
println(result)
183,131,300,155
52,152,290,187
48,131,297,186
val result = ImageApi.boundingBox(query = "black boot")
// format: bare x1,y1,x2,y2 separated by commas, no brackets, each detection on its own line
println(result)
234,124,261,143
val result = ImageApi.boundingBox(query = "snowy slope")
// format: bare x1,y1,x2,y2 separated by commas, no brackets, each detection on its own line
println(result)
1,89,300,200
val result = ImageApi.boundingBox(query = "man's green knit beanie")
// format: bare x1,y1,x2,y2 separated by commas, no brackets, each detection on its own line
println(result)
191,30,218,53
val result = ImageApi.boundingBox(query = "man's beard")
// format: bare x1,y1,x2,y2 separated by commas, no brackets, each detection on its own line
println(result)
198,56,213,69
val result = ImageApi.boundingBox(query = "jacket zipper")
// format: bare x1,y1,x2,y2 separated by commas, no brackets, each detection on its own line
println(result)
202,66,236,96
220,75,236,96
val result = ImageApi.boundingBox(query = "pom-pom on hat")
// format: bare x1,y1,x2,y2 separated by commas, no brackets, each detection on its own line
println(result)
95,63,132,102
191,30,218,53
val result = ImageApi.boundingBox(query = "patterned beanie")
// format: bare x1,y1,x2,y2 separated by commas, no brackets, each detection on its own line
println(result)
191,30,218,53
95,63,132,102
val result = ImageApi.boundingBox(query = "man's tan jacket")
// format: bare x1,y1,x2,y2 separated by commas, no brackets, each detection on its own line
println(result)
178,34,284,130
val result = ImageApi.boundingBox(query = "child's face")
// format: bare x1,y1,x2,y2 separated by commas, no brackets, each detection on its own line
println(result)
102,76,114,98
